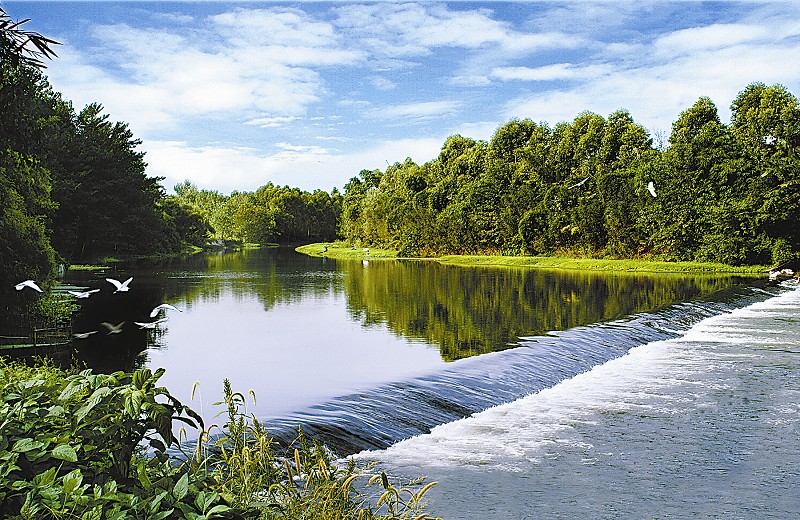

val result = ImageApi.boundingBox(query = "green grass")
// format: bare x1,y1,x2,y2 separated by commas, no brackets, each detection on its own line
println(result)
296,242,399,258
67,263,112,271
296,243,768,274
436,255,768,274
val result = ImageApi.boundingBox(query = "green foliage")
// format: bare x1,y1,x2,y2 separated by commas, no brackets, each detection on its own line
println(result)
1,23,184,270
0,359,205,518
173,181,341,246
0,6,59,68
339,83,800,268
0,359,438,519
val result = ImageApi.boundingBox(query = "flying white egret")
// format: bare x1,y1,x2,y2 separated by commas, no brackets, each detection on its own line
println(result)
647,181,657,197
68,289,100,299
568,177,589,189
73,330,98,339
100,322,125,334
106,277,133,293
134,319,167,329
15,280,42,292
149,303,182,318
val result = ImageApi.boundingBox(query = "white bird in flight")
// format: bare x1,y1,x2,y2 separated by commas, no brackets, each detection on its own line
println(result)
100,321,125,334
15,280,42,292
134,318,167,329
106,277,133,293
68,289,100,299
73,330,98,339
149,303,182,318
568,177,589,190
647,181,657,197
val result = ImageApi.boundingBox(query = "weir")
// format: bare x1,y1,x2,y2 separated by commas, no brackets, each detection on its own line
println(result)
261,280,784,456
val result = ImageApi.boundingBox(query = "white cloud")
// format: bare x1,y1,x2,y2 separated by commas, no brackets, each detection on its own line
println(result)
212,8,338,48
245,116,300,128
491,63,611,82
45,8,365,136
368,100,462,123
273,143,334,161
370,76,397,91
333,3,582,58
654,24,770,56
142,136,445,195
449,74,492,87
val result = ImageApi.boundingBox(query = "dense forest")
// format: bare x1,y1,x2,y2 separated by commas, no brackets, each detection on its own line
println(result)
341,85,800,267
170,181,341,246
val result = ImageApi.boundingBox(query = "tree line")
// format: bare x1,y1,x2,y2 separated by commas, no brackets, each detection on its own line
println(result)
171,181,341,246
0,8,340,303
340,84,800,267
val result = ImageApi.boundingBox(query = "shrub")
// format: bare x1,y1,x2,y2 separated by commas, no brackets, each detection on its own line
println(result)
0,359,438,519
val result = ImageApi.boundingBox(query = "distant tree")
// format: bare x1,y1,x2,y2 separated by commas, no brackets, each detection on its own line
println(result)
160,197,212,248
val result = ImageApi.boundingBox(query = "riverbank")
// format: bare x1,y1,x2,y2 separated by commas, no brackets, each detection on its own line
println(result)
296,242,768,275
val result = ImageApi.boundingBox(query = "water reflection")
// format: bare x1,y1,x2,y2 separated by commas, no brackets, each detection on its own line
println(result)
63,249,756,369
57,248,755,420
338,259,751,361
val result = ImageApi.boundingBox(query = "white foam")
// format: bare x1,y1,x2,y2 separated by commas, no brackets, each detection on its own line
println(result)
352,285,800,471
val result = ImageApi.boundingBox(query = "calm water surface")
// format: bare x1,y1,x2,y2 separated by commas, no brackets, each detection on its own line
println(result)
62,248,800,517
64,248,750,425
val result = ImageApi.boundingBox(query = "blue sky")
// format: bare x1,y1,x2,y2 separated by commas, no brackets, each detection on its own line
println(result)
5,1,800,194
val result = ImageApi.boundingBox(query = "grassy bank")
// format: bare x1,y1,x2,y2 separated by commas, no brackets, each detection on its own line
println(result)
436,255,768,274
296,242,399,259
297,243,768,275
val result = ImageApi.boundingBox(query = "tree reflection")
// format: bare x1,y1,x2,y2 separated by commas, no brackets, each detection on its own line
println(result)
338,259,749,361
63,249,753,371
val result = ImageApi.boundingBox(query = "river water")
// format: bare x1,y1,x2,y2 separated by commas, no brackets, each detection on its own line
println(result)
61,248,800,518
356,280,800,518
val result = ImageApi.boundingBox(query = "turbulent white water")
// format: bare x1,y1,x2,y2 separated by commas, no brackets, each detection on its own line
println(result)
354,281,800,519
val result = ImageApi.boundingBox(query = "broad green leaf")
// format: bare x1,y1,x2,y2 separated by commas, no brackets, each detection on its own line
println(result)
173,472,189,501
12,437,44,453
62,469,83,494
137,460,153,489
150,509,174,520
207,504,231,518
33,466,58,486
52,443,78,462
46,405,65,417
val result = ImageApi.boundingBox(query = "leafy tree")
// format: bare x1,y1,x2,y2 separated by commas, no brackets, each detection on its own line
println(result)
160,197,212,248
0,6,59,68
730,83,800,264
0,15,60,318
49,103,176,260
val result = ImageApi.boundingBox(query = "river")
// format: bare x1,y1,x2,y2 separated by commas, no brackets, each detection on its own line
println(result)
62,247,800,518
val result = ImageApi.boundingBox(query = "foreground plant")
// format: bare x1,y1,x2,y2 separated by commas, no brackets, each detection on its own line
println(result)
190,378,438,519
0,359,438,519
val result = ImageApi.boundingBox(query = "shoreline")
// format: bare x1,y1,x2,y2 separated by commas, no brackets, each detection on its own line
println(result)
295,242,768,275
